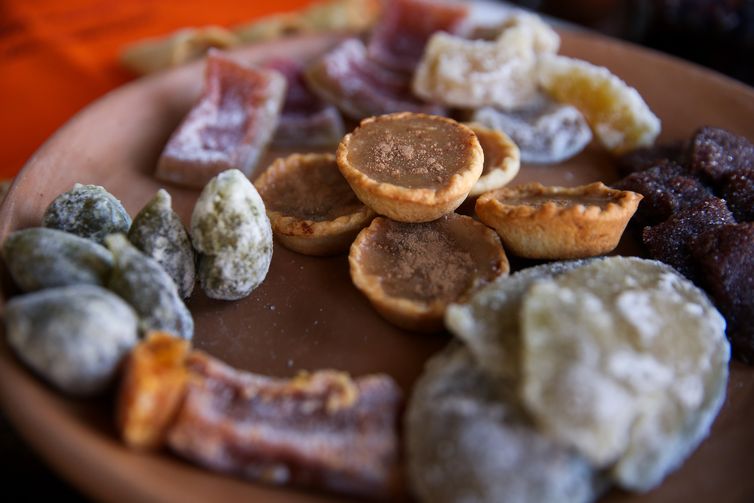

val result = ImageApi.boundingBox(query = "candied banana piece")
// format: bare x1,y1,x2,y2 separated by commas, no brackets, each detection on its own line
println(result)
538,55,660,154
191,169,273,300
520,257,729,490
407,344,602,503
117,332,190,450
412,14,559,109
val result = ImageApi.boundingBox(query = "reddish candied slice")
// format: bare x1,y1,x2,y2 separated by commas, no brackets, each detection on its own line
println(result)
305,38,445,120
642,197,735,281
167,351,403,498
692,223,754,363
264,58,345,148
616,140,687,177
367,0,469,73
719,169,754,222
612,162,712,227
688,126,754,184
156,51,286,188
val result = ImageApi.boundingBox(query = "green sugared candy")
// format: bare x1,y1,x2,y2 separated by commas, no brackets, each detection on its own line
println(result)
2,227,113,292
43,183,131,244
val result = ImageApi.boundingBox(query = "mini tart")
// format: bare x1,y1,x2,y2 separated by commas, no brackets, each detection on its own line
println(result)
337,112,483,222
349,214,509,332
475,182,642,259
464,123,521,196
255,153,375,256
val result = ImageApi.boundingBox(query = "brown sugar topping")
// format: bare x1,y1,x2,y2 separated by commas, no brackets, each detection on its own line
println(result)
262,156,364,221
346,115,474,188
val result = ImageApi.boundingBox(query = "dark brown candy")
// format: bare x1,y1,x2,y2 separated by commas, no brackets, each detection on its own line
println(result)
167,352,403,499
613,162,711,227
688,126,754,183
692,223,754,364
616,140,687,177
719,169,754,222
642,197,735,281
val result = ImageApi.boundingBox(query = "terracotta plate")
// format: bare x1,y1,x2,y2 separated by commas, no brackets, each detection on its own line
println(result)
1,28,754,503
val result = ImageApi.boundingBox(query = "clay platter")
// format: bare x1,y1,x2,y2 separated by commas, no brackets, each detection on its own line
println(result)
1,28,754,503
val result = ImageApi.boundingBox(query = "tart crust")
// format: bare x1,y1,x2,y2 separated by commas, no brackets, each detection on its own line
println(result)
255,153,375,256
464,122,521,196
349,214,509,332
475,182,642,259
337,112,483,222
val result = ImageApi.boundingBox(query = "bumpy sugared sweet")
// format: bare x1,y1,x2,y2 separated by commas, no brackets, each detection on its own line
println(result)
190,169,273,300
521,257,729,490
692,223,754,363
42,183,131,244
407,344,602,503
5,284,139,395
106,234,194,340
612,163,712,227
128,189,196,299
3,227,113,292
471,97,592,164
688,126,754,183
718,169,754,222
642,198,735,281
616,140,687,177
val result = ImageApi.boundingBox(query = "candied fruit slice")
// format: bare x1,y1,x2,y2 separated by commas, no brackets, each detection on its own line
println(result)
612,163,712,227
616,140,688,177
688,127,754,183
718,169,754,222
166,351,403,498
156,51,286,188
367,0,469,73
692,223,754,364
642,198,735,281
117,332,190,450
538,55,660,154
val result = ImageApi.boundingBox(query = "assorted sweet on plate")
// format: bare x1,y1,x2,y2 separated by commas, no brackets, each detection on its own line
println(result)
612,126,754,363
3,0,753,501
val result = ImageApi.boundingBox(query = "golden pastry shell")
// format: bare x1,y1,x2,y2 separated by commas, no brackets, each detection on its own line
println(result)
255,153,375,256
475,182,642,259
337,112,484,223
464,122,521,197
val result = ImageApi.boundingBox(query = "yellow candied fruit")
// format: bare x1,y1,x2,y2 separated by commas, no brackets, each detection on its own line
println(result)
538,55,660,155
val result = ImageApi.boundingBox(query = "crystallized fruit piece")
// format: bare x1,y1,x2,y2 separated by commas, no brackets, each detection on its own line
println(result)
413,14,559,109
464,123,520,196
612,163,712,227
445,259,590,383
642,198,734,281
407,344,602,503
191,169,273,300
167,351,402,498
305,38,445,121
521,257,729,490
718,169,754,222
3,227,113,292
128,189,196,298
5,284,139,395
264,58,345,148
616,140,687,177
538,55,660,154
367,0,470,73
349,214,508,332
117,332,191,449
472,97,592,164
106,234,194,340
156,50,286,188
688,126,754,183
691,223,754,363
42,183,131,244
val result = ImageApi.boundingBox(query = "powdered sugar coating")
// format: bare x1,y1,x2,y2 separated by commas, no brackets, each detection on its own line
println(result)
190,169,273,300
521,256,729,491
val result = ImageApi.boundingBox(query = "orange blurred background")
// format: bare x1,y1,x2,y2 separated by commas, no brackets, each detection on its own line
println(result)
0,0,315,179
